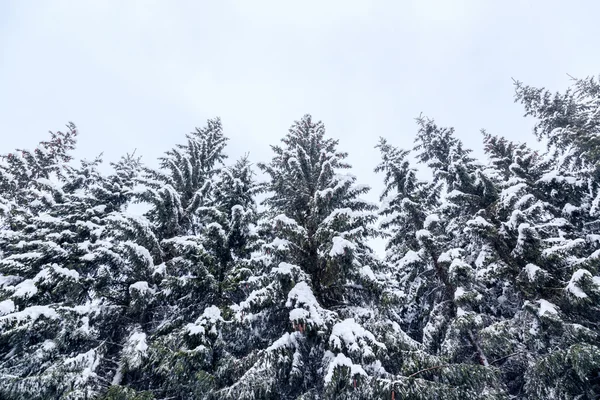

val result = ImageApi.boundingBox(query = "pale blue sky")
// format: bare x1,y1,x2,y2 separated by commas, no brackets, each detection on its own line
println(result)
1,1,599,252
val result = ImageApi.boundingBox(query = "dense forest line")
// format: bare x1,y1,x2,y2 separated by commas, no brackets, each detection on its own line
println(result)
1,76,599,399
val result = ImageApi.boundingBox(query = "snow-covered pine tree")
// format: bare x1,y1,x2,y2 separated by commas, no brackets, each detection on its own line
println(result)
128,120,258,398
411,117,499,368
212,115,390,399
136,155,261,399
136,118,227,239
0,132,160,399
502,76,600,399
374,137,438,341
214,115,495,400
376,127,506,399
201,155,260,306
0,123,77,224
132,118,228,332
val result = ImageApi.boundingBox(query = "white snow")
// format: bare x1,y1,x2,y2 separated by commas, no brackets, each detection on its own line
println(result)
454,287,466,300
123,331,148,368
35,213,62,224
565,269,592,298
438,248,462,263
0,275,20,287
415,229,432,241
398,250,421,267
129,281,155,295
0,299,15,316
538,170,577,185
202,305,222,322
329,236,355,257
77,316,91,335
153,262,166,276
12,279,38,298
562,203,579,215
324,352,366,384
329,318,385,356
467,216,494,229
424,214,439,229
359,266,376,280
72,299,103,315
267,332,298,351
91,204,107,214
537,299,558,316
51,264,80,280
286,281,333,327
186,305,223,336
63,349,99,386
524,264,541,281
5,252,42,260
124,241,154,268
0,305,59,324
273,262,298,275
289,308,310,321
269,237,290,251
273,214,298,226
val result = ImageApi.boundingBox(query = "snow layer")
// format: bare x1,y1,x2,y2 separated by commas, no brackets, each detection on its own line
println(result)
324,352,367,384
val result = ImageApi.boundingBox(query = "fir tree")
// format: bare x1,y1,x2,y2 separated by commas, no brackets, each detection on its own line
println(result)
0,133,160,399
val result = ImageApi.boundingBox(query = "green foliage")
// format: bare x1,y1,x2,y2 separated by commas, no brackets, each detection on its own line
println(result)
2,75,600,399
100,386,154,400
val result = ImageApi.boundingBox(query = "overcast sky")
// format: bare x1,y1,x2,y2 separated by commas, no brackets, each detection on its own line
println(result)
2,0,599,252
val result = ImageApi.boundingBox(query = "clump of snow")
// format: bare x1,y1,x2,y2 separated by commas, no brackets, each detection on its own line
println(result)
268,237,290,251
329,236,356,257
123,331,148,368
12,279,38,298
565,269,592,299
324,352,367,384
398,251,421,268
538,170,577,184
329,318,385,358
454,287,466,300
35,213,62,224
129,281,155,295
187,323,205,336
49,264,80,280
63,349,99,387
287,281,334,327
0,305,59,324
0,299,15,316
72,299,103,315
202,305,222,322
123,241,154,268
153,262,166,276
415,229,432,241
424,214,439,229
359,266,376,281
562,203,578,215
537,299,558,316
448,258,472,277
273,262,297,275
467,216,494,229
274,214,298,226
187,305,224,336
500,182,527,207
438,248,462,263
524,264,541,281
267,332,299,351
0,275,20,287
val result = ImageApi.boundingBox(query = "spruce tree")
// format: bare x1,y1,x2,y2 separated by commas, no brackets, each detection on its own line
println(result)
376,123,507,399
0,131,159,399
214,115,388,399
